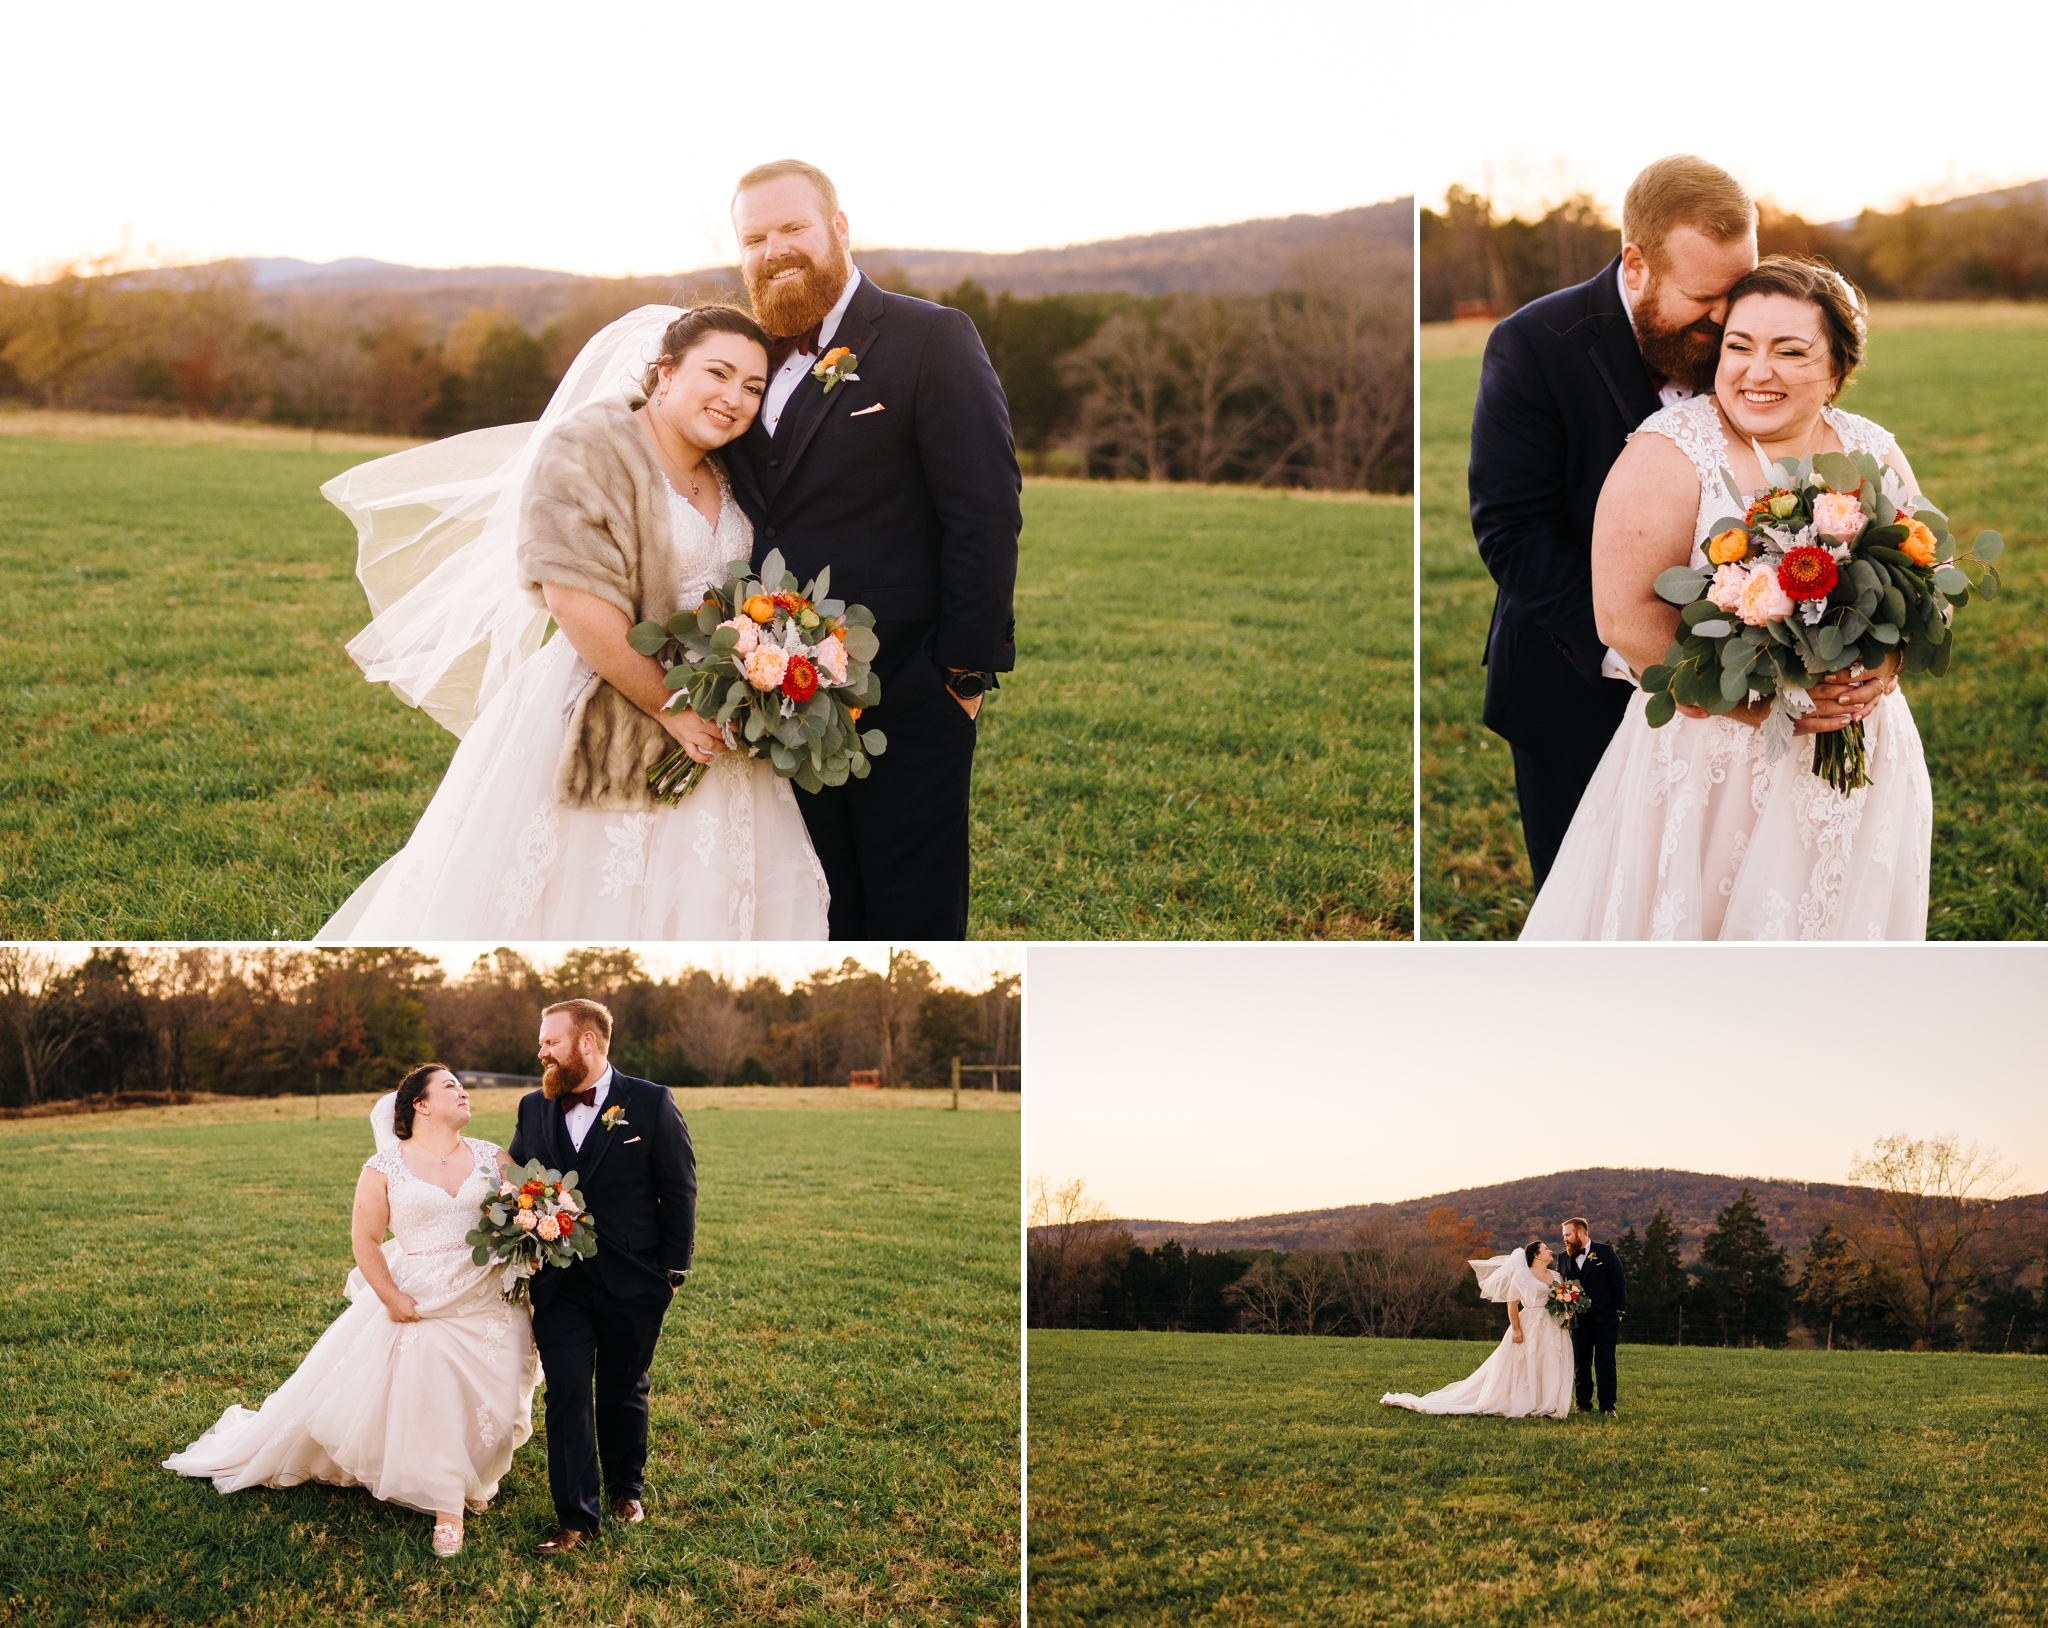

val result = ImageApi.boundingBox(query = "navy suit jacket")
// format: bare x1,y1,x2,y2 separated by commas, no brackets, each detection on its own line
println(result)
1469,255,1663,756
725,272,1021,701
508,1072,695,1305
1559,1239,1628,1326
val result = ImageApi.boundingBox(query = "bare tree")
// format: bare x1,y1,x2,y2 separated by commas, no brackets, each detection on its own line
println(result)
1064,306,1175,482
1224,1256,1289,1334
1160,295,1266,483
0,947,92,1105
1286,1250,1347,1335
1258,246,1412,490
1842,1134,2020,1349
1337,1217,1466,1338
1027,1176,1132,1328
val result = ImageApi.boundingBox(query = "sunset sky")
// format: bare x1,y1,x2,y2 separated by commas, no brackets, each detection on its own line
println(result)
4,1,1405,284
1027,946,2048,1221
1423,2,2048,224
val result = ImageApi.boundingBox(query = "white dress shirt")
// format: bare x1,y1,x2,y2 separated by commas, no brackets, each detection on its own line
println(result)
762,267,863,437
562,1062,615,1152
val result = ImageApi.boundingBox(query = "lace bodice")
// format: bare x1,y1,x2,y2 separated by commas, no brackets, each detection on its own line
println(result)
666,458,752,609
1633,396,1900,564
365,1137,501,1254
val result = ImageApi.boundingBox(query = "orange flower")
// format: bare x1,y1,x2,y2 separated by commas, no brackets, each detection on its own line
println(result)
557,1214,574,1235
1899,517,1938,567
520,1180,545,1195
742,594,776,624
1705,529,1750,566
771,592,810,613
848,705,863,721
782,654,820,702
517,1193,535,1210
1776,546,1839,601
821,346,853,368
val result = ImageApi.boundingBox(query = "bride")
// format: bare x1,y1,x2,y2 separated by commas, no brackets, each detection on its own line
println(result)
316,304,830,941
1523,257,1932,940
1380,1242,1571,1419
165,1067,539,1557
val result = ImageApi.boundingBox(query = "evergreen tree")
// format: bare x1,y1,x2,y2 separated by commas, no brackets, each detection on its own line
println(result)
1794,1223,1875,1350
1624,1210,1687,1344
1695,1190,1792,1347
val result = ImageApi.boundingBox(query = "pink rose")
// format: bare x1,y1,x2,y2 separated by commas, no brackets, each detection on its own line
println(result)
536,1215,561,1242
1737,564,1794,625
1812,491,1865,543
1707,563,1751,615
498,1182,515,1198
718,615,760,656
813,637,849,686
515,1209,538,1231
743,646,789,690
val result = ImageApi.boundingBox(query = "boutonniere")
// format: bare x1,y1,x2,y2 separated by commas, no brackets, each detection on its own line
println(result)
601,1105,628,1131
812,345,860,395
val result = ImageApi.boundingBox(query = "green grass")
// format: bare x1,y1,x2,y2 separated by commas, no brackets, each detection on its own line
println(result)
1421,319,2048,939
1028,1329,2048,1627
0,1100,1019,1627
0,441,1410,939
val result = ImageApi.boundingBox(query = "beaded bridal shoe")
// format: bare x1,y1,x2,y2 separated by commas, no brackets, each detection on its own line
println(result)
432,1521,464,1558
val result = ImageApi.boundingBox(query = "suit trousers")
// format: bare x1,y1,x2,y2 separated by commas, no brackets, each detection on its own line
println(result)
798,655,977,939
1512,735,1617,896
531,1266,672,1531
1570,1317,1618,1411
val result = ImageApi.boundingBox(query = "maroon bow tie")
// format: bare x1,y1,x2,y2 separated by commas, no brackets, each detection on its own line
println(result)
766,323,823,372
566,1087,598,1110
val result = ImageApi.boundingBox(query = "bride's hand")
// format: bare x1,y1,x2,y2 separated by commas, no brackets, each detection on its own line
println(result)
384,1293,421,1324
1800,651,1902,734
662,705,728,764
1511,1327,1524,1344
1674,698,1772,729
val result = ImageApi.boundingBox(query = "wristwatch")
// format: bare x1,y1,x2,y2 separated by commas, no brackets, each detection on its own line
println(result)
667,1269,687,1288
945,669,998,701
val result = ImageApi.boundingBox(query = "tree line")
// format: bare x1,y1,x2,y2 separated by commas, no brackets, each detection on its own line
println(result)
0,945,1018,1110
1422,184,2048,321
0,242,1409,491
1029,1138,2045,1354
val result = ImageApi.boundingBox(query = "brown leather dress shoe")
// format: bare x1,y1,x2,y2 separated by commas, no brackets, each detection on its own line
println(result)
611,1497,645,1524
532,1527,590,1555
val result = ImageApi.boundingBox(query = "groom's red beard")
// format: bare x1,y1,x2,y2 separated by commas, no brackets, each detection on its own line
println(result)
541,1056,589,1099
748,246,850,338
1633,273,1724,393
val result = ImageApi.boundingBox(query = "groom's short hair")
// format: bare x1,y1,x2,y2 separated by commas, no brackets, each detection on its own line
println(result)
542,998,613,1049
1622,156,1755,270
733,159,841,224
1564,1216,1590,1233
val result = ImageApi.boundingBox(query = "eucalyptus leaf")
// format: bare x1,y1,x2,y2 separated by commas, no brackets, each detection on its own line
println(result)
1983,567,2001,600
1971,530,2004,563
1932,566,1971,596
1719,665,1752,703
1869,622,1899,645
1645,689,1677,728
626,621,669,656
861,728,888,753
1691,619,1732,638
842,625,880,663
1656,567,1710,605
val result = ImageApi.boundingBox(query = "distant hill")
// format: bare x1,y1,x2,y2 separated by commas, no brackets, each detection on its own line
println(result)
1113,1166,2048,1261
217,199,1407,316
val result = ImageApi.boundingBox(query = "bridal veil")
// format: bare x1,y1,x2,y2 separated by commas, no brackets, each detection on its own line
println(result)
322,305,685,736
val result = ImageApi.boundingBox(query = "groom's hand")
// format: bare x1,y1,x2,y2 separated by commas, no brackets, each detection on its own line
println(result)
951,691,981,720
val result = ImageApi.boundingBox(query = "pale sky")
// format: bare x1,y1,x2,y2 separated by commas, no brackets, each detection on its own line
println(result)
1027,946,2048,1221
1424,2,2048,225
3,1,1410,285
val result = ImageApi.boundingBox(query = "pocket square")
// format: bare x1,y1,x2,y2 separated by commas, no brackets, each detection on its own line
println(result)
848,402,885,417
623,1136,642,1144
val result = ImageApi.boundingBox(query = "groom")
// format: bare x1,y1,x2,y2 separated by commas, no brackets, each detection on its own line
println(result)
723,158,1022,941
511,999,697,1554
1557,1217,1625,1415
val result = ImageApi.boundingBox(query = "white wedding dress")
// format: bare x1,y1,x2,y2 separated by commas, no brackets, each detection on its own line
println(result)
1523,398,1933,941
318,464,831,941
164,1133,540,1515
1380,1254,1572,1419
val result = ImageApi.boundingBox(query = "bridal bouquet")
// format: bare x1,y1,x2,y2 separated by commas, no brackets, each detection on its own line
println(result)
1639,450,2003,793
1547,1277,1591,1327
629,549,887,804
466,1160,596,1305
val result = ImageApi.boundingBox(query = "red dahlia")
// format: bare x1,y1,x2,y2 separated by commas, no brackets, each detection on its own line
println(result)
1776,546,1839,601
781,654,819,702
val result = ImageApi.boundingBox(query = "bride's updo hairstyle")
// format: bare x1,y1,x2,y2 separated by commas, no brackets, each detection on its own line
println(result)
1523,1240,1544,1266
391,1062,454,1140
1720,255,1868,400
641,305,771,397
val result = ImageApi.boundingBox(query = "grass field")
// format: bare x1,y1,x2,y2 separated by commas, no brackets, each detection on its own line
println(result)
0,417,1410,940
1421,308,2048,939
1028,1329,2048,1627
0,1092,1019,1628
